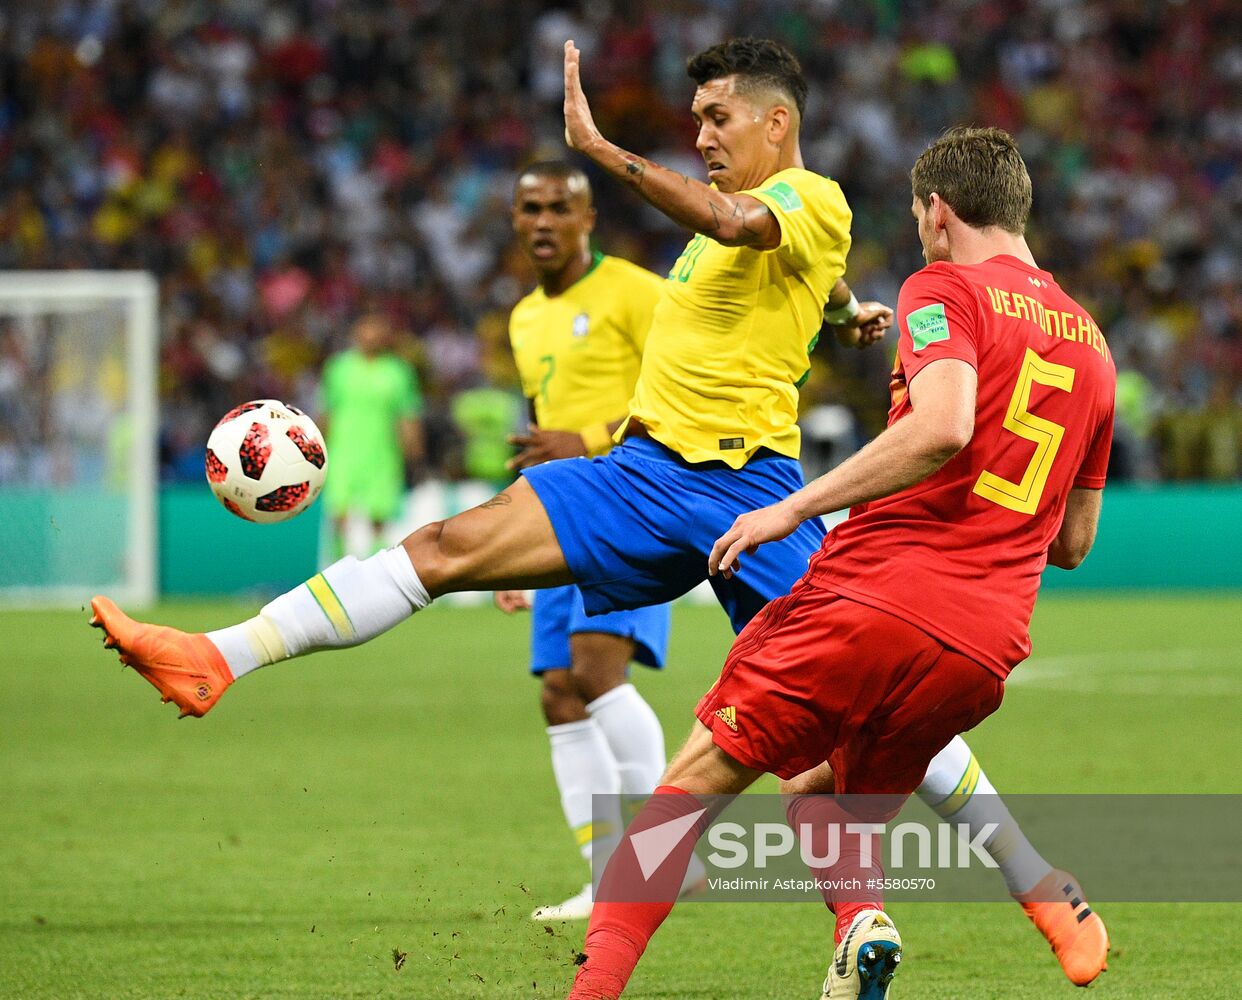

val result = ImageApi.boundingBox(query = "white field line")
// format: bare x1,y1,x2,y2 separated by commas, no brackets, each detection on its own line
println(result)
1008,647,1241,695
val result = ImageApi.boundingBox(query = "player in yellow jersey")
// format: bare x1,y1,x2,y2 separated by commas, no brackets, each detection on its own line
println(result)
494,162,683,921
92,37,1101,993
93,36,885,729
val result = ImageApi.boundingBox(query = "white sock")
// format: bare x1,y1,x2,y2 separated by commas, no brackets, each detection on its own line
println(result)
207,546,431,678
587,682,705,889
586,683,666,796
547,719,623,867
916,735,1053,895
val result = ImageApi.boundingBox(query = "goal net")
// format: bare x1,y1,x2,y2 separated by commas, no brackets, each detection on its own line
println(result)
0,272,158,607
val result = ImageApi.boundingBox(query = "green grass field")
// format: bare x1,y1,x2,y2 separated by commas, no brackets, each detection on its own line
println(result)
2,594,1240,998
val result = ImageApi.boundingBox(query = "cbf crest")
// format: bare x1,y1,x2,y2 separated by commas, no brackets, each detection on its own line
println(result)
572,312,590,338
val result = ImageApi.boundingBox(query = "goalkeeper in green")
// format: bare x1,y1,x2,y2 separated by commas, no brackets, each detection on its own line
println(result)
320,312,424,557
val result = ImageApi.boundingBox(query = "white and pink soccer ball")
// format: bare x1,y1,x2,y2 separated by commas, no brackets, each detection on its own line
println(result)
205,399,328,523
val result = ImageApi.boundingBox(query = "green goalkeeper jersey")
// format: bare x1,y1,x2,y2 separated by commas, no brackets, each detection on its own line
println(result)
321,349,422,516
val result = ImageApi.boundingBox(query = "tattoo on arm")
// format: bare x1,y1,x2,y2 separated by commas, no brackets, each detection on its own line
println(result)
477,493,513,510
704,199,768,241
740,203,770,241
610,149,771,244
622,156,647,189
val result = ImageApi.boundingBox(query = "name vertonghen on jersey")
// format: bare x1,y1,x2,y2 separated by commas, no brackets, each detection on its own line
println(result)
983,285,1111,363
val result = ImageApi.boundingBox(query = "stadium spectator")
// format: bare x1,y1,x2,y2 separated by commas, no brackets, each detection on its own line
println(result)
1,1,1238,482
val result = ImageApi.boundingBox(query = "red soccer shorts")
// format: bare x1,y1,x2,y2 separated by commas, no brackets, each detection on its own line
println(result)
695,582,1003,793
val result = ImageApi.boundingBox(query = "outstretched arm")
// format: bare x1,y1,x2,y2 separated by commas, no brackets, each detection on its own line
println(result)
563,41,779,249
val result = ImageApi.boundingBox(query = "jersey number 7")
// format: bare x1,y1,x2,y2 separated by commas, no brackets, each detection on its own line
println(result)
973,348,1075,515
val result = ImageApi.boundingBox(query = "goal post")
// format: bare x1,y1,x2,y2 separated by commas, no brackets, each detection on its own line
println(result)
0,272,158,607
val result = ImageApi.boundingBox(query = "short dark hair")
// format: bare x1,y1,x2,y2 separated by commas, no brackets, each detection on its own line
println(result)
686,38,807,119
515,161,592,201
910,126,1032,234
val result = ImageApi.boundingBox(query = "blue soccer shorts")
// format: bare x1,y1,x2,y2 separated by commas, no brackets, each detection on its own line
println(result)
521,437,827,634
528,583,670,674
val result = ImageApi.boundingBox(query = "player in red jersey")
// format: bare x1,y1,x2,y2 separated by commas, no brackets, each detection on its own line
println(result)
568,127,1115,1000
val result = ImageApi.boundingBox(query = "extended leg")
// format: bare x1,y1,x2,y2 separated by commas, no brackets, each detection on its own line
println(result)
403,478,573,596
92,479,574,716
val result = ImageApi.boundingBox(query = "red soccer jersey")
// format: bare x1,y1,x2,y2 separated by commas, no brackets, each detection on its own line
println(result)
807,255,1116,677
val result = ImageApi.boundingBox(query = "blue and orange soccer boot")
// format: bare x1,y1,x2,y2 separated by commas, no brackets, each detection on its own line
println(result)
821,909,902,999
90,596,233,718
1018,868,1109,986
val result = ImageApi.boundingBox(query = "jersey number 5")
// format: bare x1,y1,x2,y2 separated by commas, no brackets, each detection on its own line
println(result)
973,348,1075,515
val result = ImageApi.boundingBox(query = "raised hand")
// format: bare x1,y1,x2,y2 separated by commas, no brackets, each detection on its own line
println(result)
563,40,603,153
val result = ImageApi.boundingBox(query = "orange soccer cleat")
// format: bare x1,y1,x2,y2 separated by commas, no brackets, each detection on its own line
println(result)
90,597,234,718
1018,868,1110,987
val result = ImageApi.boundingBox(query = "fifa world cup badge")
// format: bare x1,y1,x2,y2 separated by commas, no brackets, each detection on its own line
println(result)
572,313,590,338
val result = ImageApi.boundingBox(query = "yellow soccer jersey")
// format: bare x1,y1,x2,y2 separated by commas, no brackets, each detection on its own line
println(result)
625,167,852,467
509,253,662,449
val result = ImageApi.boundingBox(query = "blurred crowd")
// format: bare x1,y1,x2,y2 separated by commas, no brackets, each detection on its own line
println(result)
2,0,1241,485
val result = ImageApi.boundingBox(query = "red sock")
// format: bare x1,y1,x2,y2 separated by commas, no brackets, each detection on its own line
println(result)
568,785,707,999
785,795,887,945
832,901,883,945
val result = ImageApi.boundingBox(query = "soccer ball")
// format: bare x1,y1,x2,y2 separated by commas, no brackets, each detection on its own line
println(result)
205,399,328,524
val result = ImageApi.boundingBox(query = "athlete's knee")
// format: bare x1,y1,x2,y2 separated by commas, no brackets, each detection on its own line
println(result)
401,517,476,595
401,519,444,566
540,670,589,725
662,721,761,796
